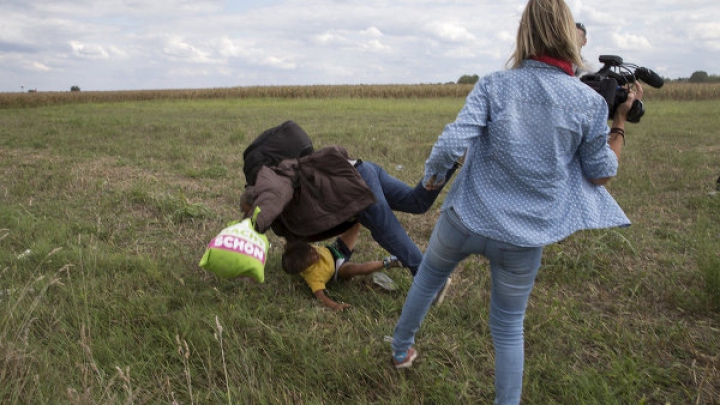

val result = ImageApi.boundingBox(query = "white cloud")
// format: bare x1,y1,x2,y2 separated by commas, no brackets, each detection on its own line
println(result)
162,38,217,64
167,66,213,77
70,41,110,60
314,31,347,45
261,56,296,70
31,61,51,71
108,45,129,59
215,37,255,58
608,33,653,51
426,22,476,42
361,27,383,37
363,39,390,51
311,27,390,53
1,0,719,91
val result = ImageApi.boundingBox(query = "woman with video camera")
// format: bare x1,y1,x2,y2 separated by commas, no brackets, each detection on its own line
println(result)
389,0,643,404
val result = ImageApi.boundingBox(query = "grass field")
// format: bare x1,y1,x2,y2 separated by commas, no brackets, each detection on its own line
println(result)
1,89,718,404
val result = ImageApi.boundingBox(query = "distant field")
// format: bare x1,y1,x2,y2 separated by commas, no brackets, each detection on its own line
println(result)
0,92,718,404
0,84,474,108
1,81,719,109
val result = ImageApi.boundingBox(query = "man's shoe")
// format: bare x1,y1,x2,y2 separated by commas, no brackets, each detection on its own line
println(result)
372,271,398,291
383,255,402,268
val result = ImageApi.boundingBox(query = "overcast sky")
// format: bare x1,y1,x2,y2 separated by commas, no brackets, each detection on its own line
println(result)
1,0,718,92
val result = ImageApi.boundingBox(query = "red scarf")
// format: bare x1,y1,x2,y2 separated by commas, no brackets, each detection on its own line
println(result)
531,55,574,76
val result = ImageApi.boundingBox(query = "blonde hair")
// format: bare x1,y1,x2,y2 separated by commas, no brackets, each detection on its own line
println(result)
507,0,582,69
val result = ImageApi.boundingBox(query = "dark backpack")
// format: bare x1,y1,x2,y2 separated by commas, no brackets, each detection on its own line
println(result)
242,120,315,186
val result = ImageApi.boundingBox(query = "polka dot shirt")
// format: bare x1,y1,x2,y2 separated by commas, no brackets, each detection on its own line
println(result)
424,60,630,247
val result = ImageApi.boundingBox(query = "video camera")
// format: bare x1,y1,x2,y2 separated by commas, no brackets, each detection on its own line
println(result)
580,55,664,123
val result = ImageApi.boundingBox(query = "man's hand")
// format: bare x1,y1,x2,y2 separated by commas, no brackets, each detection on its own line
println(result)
424,175,446,191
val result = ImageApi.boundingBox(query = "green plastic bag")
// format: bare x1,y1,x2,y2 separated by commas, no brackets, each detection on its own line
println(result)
199,208,269,282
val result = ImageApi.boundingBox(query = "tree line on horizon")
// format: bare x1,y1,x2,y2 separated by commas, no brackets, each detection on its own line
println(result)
456,70,720,85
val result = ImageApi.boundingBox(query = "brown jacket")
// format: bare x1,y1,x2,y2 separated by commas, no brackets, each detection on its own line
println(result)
250,146,376,241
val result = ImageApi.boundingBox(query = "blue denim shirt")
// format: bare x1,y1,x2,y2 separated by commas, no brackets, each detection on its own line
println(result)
424,59,630,247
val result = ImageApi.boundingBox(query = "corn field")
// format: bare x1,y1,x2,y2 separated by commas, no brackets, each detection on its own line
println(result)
0,84,473,108
1,82,718,109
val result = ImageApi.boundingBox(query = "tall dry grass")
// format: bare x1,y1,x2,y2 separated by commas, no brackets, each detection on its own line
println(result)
2,82,718,109
0,84,473,109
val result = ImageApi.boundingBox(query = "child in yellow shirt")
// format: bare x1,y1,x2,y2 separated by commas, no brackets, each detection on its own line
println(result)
281,223,401,311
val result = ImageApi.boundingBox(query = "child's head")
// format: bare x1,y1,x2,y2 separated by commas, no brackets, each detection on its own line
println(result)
281,239,319,274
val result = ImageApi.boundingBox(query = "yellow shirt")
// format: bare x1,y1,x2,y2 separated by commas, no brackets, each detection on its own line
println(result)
300,246,336,293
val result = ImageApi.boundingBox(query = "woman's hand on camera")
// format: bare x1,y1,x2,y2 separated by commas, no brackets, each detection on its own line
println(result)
614,82,644,122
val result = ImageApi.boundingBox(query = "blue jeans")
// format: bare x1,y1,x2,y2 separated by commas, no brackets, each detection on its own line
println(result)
392,208,542,405
355,161,454,276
